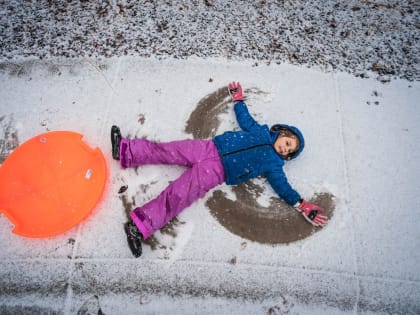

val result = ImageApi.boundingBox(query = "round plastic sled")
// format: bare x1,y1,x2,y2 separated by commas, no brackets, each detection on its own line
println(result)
0,131,107,238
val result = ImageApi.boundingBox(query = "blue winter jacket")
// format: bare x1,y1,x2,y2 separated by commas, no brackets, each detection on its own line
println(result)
213,101,302,206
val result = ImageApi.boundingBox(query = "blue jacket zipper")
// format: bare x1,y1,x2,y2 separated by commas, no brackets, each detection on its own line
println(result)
221,143,273,157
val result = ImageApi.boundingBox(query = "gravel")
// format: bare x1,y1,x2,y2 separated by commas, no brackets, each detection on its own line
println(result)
0,0,419,81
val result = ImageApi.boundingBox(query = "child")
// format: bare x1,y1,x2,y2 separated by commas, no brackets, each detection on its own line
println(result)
112,82,327,257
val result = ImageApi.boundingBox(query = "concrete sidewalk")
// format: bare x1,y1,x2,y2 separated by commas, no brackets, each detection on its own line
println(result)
0,58,419,314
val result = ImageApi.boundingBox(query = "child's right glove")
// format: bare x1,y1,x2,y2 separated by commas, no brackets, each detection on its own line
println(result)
295,199,328,227
228,82,244,102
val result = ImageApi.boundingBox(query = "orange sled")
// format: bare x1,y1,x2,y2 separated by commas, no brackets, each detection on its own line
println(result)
0,131,107,238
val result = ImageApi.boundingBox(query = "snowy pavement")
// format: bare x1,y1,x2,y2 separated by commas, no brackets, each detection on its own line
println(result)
0,57,419,314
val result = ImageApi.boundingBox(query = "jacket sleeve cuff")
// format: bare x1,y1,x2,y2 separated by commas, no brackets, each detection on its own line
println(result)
293,198,303,208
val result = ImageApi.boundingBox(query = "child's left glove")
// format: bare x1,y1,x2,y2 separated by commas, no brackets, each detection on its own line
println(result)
295,199,328,227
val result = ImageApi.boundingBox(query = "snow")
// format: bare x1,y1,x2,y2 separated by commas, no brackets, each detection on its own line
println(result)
0,57,419,314
1,1,418,82
0,1,419,312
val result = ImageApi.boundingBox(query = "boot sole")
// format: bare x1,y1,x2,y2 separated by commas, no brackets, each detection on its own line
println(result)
124,222,143,258
111,125,121,160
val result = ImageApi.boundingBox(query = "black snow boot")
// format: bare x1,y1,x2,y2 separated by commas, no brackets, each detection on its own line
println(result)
111,125,122,160
124,221,143,258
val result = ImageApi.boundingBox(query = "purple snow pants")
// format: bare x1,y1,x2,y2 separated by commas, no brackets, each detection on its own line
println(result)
119,138,225,239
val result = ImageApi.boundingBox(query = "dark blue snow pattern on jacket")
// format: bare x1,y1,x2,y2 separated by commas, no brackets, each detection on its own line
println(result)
213,101,302,206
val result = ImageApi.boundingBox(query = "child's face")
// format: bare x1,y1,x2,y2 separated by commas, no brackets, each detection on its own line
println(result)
273,135,298,158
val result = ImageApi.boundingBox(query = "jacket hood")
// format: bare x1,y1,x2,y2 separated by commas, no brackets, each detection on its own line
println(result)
270,124,305,160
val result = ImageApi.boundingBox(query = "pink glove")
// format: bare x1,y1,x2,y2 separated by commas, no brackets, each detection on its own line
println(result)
228,82,244,102
295,199,328,227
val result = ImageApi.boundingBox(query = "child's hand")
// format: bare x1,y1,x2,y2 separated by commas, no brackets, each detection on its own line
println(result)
228,82,244,102
295,199,328,227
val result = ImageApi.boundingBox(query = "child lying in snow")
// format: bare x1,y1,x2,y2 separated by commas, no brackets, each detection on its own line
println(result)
111,82,327,257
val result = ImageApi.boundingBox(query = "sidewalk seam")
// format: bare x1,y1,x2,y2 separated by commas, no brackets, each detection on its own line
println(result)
62,58,122,315
62,225,82,315
98,58,121,141
333,73,360,315
4,256,417,285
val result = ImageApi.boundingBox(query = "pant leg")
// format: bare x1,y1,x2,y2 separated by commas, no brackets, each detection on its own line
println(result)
130,145,225,239
120,138,216,168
